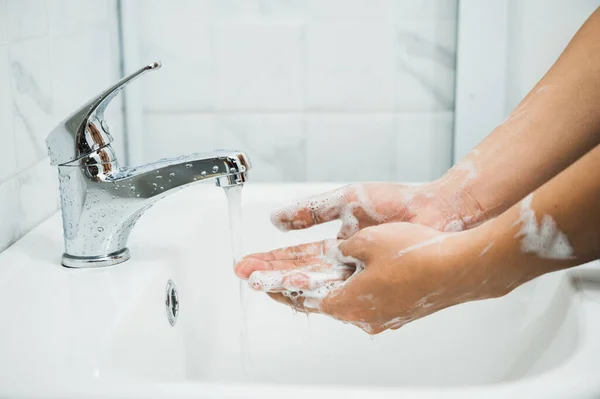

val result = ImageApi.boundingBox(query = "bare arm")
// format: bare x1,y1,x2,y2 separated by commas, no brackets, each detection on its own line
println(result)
442,6,600,227
468,142,600,297
265,8,600,241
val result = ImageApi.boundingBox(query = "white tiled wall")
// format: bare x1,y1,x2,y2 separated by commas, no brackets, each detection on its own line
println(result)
132,0,457,182
0,0,123,253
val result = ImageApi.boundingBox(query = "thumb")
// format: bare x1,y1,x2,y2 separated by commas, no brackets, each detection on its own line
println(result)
270,186,352,231
337,231,372,265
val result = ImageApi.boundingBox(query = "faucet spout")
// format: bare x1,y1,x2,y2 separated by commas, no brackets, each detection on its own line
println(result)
57,148,250,268
110,149,250,195
46,61,251,268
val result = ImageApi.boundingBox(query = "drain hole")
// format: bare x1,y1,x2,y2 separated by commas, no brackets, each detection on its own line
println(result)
165,279,179,327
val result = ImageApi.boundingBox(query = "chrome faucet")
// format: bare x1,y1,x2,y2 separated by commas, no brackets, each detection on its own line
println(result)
46,62,251,268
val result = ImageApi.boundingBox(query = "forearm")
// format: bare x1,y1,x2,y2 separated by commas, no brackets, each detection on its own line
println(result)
436,7,600,226
465,144,600,297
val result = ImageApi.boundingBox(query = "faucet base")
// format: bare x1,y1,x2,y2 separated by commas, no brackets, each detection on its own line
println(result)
62,248,131,268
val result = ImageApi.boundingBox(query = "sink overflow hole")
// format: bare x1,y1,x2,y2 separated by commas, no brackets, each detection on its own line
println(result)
165,279,179,327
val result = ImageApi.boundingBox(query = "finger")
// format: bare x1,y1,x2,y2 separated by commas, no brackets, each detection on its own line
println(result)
337,210,360,239
270,187,352,231
248,270,286,292
320,265,370,317
281,267,353,291
337,231,373,263
244,239,339,262
235,256,323,279
248,265,351,292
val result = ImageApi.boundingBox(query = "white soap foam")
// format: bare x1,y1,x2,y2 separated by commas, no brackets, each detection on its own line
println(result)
248,243,365,311
455,159,478,181
515,194,574,260
396,235,445,258
443,219,465,232
270,189,347,231
270,184,401,237
351,321,374,333
479,242,495,257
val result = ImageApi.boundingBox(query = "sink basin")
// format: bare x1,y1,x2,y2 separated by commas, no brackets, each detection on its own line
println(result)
1,183,600,398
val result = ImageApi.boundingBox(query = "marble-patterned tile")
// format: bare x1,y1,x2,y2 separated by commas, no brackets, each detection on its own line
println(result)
202,0,306,21
9,37,54,171
306,0,394,20
305,23,395,111
394,112,453,182
394,0,458,21
0,178,20,252
213,23,304,110
137,1,214,112
306,114,395,182
214,113,305,182
0,0,8,44
6,0,49,41
48,0,112,36
137,0,213,22
0,45,17,184
17,157,59,236
141,113,216,162
394,19,457,112
51,29,119,120
250,0,306,20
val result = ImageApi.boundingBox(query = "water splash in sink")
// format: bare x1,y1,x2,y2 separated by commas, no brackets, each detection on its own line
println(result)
224,184,250,372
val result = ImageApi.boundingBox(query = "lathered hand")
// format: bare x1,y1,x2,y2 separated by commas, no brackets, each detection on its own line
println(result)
235,223,490,334
270,183,483,239
237,141,600,334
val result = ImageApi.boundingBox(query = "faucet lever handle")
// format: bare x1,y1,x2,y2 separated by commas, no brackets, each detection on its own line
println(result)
46,61,162,165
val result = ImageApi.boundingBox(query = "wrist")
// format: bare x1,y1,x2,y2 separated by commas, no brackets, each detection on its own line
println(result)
460,217,540,299
440,220,534,301
436,228,497,300
412,179,486,232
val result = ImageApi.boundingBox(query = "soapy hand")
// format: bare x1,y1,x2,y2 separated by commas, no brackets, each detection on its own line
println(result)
270,183,482,239
235,223,490,334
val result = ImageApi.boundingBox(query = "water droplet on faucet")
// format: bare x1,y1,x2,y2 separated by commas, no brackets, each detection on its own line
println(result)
213,166,219,173
169,172,175,177
156,175,162,179
97,227,104,232
186,164,193,168
200,171,207,177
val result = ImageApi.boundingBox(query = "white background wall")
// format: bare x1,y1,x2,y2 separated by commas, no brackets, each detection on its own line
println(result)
0,0,123,252
2,1,599,254
127,0,458,183
454,0,600,160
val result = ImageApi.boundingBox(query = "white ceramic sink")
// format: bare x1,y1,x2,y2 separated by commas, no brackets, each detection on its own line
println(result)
1,184,600,398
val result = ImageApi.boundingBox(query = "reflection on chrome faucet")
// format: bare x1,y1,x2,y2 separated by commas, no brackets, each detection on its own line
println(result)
46,62,251,268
